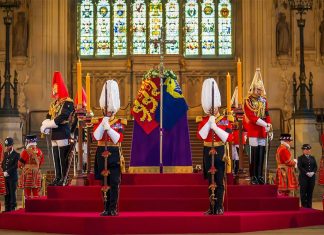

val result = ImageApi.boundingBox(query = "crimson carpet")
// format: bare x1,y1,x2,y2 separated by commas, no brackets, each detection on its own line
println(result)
0,173,323,234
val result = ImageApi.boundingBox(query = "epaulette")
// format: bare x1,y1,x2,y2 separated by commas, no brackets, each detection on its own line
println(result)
196,116,202,123
91,116,102,124
215,115,224,123
227,114,235,123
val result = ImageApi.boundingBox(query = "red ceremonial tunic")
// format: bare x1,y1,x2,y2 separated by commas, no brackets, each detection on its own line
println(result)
243,94,271,138
319,157,324,186
92,117,126,144
232,129,247,146
275,144,298,191
196,115,233,145
18,147,44,189
0,143,6,195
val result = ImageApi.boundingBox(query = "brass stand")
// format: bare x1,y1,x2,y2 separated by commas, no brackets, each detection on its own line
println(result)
233,106,251,185
70,107,91,186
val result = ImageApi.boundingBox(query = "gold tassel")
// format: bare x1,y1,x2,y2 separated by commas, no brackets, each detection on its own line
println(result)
21,190,25,208
223,142,232,174
42,174,47,196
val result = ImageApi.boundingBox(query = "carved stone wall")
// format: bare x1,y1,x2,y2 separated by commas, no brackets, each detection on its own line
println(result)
1,0,324,135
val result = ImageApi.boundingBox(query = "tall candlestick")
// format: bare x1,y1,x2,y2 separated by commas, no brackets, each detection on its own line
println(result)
86,73,91,113
237,58,243,105
77,59,82,106
226,72,231,114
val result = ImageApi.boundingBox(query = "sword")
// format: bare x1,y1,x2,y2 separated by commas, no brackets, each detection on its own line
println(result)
209,81,216,215
62,136,77,186
264,133,271,184
44,130,54,183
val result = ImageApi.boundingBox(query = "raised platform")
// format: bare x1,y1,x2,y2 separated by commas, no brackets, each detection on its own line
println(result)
0,173,323,234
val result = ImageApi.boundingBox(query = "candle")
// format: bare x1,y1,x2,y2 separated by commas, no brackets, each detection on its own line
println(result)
237,58,242,105
226,72,231,114
77,59,82,106
86,73,91,113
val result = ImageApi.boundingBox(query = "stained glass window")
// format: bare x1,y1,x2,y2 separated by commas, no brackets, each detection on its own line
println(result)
97,0,110,56
132,0,147,54
165,0,179,54
184,0,199,56
80,0,94,56
218,0,232,55
78,0,233,57
113,0,127,55
149,0,163,54
201,0,215,55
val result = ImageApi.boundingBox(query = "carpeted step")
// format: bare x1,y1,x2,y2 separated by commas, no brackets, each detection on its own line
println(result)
4,209,323,234
25,196,299,212
46,184,278,200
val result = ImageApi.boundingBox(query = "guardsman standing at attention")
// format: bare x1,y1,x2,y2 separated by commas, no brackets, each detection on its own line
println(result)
244,68,272,185
93,80,126,216
40,71,74,186
0,141,7,209
197,78,233,215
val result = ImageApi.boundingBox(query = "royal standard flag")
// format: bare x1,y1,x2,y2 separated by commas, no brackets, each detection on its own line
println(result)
155,70,188,130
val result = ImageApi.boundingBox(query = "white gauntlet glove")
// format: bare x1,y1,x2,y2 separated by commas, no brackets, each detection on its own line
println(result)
3,171,9,177
208,115,216,125
40,125,50,134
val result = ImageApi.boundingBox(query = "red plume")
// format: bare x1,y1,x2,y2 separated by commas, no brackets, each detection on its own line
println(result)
52,71,69,99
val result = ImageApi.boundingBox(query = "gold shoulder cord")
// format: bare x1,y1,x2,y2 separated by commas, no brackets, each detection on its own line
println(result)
48,99,66,119
245,96,266,118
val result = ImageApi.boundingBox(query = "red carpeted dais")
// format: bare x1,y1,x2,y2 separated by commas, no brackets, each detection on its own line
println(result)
0,173,323,234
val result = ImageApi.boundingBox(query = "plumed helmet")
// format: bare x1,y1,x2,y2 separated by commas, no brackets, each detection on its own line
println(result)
201,78,221,115
248,68,266,96
99,80,120,114
74,88,87,108
52,71,69,99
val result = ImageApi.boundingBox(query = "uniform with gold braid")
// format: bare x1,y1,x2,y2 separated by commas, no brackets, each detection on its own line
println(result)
93,80,125,216
40,72,74,186
197,78,233,215
18,135,44,199
243,68,272,185
0,142,6,202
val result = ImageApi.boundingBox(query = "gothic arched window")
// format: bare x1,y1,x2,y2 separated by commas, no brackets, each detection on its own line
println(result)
78,0,233,57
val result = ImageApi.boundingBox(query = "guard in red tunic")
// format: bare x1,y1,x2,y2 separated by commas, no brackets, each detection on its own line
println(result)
275,134,298,195
244,68,273,185
18,135,44,199
0,142,6,200
197,78,233,215
93,80,127,216
319,133,324,186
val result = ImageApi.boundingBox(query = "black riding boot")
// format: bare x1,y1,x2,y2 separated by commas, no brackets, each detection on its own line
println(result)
109,185,119,216
204,188,216,215
49,146,61,186
233,160,239,175
250,146,259,184
100,191,110,216
57,145,71,186
257,146,266,185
